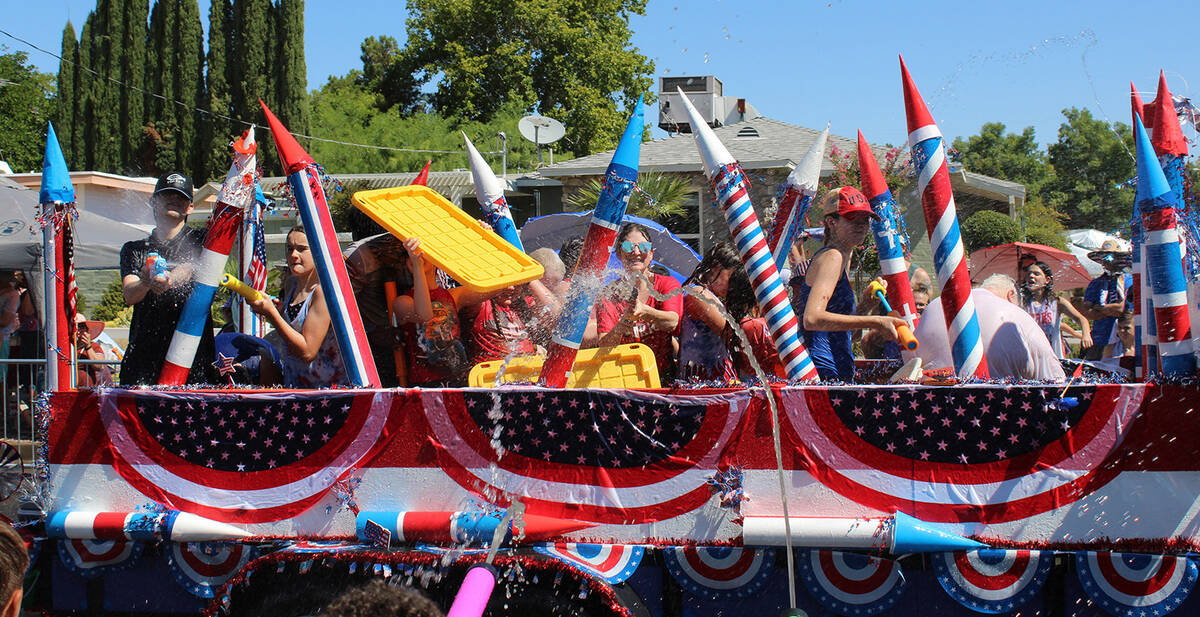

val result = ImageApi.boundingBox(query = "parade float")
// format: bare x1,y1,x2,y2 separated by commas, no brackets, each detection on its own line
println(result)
16,61,1200,617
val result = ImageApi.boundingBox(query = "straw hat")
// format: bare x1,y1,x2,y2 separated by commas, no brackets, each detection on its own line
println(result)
73,313,105,340
1087,239,1131,270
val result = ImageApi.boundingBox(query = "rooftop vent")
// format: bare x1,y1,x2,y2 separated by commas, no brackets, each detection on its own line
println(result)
735,125,760,138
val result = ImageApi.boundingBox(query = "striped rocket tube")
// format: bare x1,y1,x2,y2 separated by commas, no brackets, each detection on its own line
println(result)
464,133,523,251
900,58,988,379
675,89,818,382
766,125,827,274
158,131,258,385
1133,113,1194,374
1129,83,1154,378
858,130,918,328
261,101,381,387
46,511,250,541
539,97,644,387
39,122,74,391
355,511,593,544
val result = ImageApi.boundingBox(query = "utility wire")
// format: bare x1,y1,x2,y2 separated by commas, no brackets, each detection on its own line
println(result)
0,27,504,156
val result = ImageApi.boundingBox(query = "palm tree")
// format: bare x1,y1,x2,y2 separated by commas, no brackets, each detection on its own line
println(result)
565,171,693,221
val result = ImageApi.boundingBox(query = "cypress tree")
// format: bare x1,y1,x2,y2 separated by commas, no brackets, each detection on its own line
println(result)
175,0,205,181
232,0,274,173
146,0,177,174
57,22,78,168
275,0,309,137
76,12,97,169
95,0,124,172
204,0,234,181
122,0,148,173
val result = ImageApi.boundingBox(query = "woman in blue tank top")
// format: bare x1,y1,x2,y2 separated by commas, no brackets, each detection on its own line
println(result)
793,187,906,382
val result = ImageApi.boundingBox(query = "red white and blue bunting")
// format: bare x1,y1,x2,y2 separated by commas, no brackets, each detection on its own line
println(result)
662,546,774,600
796,550,905,617
934,549,1053,614
164,542,256,598
532,543,643,584
57,538,144,578
1076,552,1198,617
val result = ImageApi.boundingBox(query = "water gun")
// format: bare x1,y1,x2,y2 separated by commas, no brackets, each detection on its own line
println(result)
867,280,918,351
220,273,272,302
145,252,169,279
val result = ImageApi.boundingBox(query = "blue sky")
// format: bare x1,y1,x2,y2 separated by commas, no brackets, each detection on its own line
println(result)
5,0,1199,152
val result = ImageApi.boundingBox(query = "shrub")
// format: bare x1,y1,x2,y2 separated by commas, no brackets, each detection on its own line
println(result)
962,210,1020,253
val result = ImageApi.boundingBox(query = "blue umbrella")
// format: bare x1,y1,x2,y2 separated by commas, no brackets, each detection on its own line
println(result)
520,212,702,283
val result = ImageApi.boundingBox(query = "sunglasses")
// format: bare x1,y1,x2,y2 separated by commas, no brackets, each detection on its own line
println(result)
620,241,652,253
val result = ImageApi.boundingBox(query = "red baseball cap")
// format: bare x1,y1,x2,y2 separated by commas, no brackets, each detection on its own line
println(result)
821,186,880,220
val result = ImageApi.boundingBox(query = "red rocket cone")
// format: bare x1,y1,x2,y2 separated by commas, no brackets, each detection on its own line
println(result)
260,102,314,174
412,160,432,186
1150,71,1188,157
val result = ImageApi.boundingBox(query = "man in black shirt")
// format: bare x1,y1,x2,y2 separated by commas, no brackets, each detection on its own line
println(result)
118,173,217,385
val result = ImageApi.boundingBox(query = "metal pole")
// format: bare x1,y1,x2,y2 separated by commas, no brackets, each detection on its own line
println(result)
498,132,507,178
41,211,57,391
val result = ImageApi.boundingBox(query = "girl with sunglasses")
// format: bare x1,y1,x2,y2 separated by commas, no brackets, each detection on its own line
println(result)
590,223,683,381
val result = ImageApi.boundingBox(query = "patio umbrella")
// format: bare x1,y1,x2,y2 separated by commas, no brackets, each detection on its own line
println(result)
519,212,702,282
969,241,1093,291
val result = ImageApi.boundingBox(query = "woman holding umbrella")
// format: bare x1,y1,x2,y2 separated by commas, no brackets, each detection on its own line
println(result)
1019,260,1091,357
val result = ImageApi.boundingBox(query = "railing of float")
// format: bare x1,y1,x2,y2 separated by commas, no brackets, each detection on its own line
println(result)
0,357,120,445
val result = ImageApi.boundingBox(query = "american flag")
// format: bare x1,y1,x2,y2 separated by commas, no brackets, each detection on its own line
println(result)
245,187,269,293
62,213,77,350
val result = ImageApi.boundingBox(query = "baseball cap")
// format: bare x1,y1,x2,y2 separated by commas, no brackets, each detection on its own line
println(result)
154,172,193,200
820,186,880,220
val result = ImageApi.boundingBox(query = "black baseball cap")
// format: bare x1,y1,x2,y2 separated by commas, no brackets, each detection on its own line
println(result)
154,172,193,200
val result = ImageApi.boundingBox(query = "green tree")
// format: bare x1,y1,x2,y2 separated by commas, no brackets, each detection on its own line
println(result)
1044,108,1135,233
122,0,147,172
203,0,234,181
145,0,178,173
174,0,206,180
274,0,309,139
951,122,1049,191
57,23,78,167
0,51,55,172
232,0,275,173
384,0,655,156
564,172,691,220
75,16,96,169
92,277,127,322
962,210,1021,254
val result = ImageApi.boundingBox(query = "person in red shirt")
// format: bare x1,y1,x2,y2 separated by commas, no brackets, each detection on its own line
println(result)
464,285,538,364
587,223,683,381
723,269,785,380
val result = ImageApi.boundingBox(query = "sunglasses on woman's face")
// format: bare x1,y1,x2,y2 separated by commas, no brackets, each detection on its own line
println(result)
620,241,652,254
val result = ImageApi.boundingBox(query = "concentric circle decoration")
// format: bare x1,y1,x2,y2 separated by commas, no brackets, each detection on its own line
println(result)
532,543,643,584
934,549,1052,613
1077,551,1198,617
57,538,144,578
0,442,23,502
662,546,775,600
797,550,905,617
164,542,256,598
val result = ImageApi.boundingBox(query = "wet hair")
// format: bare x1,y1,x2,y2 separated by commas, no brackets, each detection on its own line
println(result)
1018,260,1055,304
616,222,653,246
684,242,741,290
0,523,26,604
529,247,565,281
724,268,757,322
559,236,585,277
321,579,444,617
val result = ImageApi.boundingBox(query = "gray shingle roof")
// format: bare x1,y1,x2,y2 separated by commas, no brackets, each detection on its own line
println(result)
536,117,899,177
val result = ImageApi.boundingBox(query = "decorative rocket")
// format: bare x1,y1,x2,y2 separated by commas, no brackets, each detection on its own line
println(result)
355,511,593,545
1133,112,1193,375
767,125,827,274
858,130,918,329
464,133,523,251
46,511,251,542
900,57,988,379
158,130,258,385
675,88,819,382
539,97,644,388
261,100,381,387
412,160,432,186
1129,83,1154,379
38,122,75,391
742,512,986,553
236,182,269,338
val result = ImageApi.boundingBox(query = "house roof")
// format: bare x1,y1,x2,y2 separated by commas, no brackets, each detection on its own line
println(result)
4,170,158,193
537,117,888,177
195,170,483,206
536,116,1025,202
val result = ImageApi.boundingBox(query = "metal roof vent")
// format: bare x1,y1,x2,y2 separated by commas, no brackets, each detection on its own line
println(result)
735,125,760,138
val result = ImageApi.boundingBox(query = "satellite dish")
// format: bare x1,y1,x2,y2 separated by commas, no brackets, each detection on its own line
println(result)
518,115,565,145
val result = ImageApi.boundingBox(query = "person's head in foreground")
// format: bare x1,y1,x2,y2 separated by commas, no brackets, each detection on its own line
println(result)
1020,260,1055,302
321,579,444,617
151,172,194,227
615,222,655,277
685,242,741,299
0,523,27,617
980,273,1018,303
820,186,879,250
